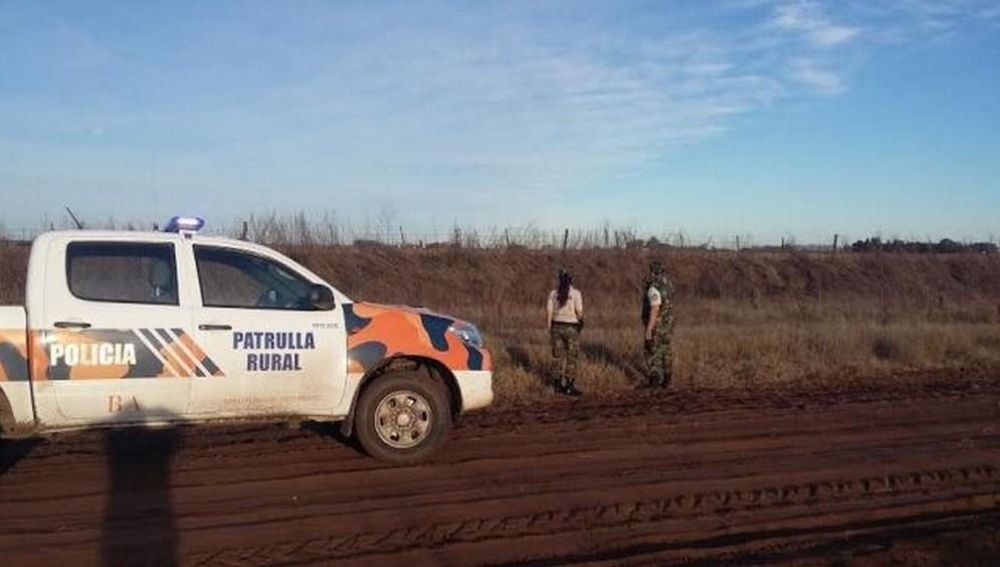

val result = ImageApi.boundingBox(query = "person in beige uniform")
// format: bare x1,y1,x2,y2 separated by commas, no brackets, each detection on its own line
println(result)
546,268,584,396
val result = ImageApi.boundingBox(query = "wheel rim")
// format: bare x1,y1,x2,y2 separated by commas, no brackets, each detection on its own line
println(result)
373,389,434,449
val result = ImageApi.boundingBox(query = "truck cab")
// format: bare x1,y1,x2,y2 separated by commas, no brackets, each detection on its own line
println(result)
0,218,493,463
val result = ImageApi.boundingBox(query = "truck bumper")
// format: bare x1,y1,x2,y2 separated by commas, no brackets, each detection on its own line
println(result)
454,370,493,412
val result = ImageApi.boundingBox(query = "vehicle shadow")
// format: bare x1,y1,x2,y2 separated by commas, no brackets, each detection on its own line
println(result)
505,343,554,390
300,419,364,455
100,416,182,567
0,437,43,475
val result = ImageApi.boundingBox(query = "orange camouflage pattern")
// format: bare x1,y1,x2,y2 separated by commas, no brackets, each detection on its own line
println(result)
0,328,29,381
344,303,491,375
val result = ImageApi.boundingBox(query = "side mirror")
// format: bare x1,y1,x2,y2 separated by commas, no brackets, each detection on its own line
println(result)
309,284,336,311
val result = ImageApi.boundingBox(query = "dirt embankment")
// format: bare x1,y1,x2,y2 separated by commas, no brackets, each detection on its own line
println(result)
289,245,1000,310
4,240,999,313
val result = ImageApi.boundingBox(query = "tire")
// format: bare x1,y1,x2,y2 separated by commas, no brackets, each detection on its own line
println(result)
354,371,452,464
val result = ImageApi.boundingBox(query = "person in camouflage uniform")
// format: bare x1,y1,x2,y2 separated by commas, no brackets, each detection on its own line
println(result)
640,260,675,389
547,268,584,396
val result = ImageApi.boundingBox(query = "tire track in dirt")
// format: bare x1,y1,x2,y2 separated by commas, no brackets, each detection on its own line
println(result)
186,465,999,566
1,376,998,566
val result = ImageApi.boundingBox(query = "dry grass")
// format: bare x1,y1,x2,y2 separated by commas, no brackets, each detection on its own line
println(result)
3,236,999,403
486,297,1000,403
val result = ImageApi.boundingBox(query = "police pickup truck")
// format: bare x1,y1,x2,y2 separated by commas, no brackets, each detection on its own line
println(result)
0,217,493,464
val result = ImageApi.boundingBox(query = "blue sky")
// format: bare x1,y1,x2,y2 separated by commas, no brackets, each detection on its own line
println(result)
1,0,998,245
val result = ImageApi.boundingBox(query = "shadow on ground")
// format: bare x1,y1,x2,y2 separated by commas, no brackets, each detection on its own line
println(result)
505,343,555,390
0,437,43,475
581,341,646,385
300,419,365,455
101,421,182,567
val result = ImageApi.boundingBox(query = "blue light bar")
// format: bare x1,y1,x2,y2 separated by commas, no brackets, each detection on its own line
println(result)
164,216,205,234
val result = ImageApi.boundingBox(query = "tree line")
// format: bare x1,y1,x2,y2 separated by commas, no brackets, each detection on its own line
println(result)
850,237,997,254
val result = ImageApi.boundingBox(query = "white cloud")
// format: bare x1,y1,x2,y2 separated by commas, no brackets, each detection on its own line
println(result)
789,59,845,94
835,0,1000,42
909,0,1000,31
772,1,861,46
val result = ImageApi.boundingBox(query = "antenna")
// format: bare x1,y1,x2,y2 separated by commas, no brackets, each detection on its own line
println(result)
65,207,84,230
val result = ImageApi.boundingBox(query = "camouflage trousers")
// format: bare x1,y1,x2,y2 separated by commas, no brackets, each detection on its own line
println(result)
550,323,581,387
644,322,674,387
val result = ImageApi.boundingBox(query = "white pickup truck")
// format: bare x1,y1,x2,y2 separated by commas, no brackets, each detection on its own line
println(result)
0,217,493,463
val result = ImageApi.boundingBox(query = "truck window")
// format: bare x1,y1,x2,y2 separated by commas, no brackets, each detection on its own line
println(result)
66,242,178,305
194,245,314,310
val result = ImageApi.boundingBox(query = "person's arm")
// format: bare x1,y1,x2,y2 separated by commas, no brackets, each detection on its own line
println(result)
645,304,660,340
645,286,661,340
575,290,584,329
546,292,554,330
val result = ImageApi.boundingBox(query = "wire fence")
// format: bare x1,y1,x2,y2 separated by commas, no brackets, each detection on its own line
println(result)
0,224,836,251
1,216,995,254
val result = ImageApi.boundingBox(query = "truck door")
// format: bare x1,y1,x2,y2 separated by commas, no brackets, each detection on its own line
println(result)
188,244,347,417
38,239,193,424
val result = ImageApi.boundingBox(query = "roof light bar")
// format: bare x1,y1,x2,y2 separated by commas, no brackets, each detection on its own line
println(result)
164,216,205,234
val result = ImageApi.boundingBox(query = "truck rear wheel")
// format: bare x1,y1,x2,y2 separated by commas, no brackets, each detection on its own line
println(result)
355,371,451,464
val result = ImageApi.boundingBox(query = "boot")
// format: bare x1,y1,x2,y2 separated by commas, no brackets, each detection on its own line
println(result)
563,381,582,396
636,374,661,389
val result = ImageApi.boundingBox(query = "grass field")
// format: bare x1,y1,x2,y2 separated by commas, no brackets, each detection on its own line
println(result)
3,237,999,402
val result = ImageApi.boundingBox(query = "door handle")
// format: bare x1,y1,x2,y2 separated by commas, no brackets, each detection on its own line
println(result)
199,324,232,331
54,321,92,329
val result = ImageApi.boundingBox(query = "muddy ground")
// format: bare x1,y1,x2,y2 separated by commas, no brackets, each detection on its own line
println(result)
2,372,999,566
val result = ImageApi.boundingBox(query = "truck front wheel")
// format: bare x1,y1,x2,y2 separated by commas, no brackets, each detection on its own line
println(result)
355,371,452,464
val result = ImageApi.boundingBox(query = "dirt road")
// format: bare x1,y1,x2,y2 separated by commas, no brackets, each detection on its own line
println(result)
2,374,999,566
